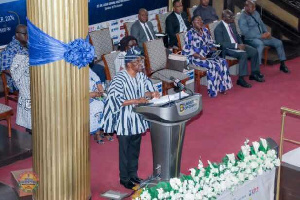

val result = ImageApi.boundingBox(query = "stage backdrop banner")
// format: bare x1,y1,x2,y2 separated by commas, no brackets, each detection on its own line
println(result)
88,0,168,25
88,0,168,44
0,0,167,47
88,7,167,44
0,0,27,47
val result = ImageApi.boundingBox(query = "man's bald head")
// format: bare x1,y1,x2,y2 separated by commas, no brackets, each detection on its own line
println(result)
245,0,256,6
222,9,234,23
16,24,27,33
15,24,28,47
138,8,148,23
222,9,233,18
200,0,209,7
245,0,256,14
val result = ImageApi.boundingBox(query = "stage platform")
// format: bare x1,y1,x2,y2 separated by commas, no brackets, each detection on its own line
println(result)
0,124,32,168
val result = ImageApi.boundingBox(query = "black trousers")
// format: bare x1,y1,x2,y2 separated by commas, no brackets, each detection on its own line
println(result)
225,45,260,77
118,134,142,181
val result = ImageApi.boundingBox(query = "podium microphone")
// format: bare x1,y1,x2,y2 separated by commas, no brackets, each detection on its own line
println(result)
170,76,193,95
170,76,186,91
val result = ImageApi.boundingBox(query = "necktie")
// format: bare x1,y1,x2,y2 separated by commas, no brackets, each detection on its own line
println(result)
144,23,154,40
228,24,237,43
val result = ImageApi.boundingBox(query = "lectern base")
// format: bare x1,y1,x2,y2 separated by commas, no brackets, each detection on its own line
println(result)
149,121,187,181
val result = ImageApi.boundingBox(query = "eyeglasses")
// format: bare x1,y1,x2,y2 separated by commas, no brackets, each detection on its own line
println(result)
131,57,145,65
227,15,235,19
128,44,138,48
16,32,28,35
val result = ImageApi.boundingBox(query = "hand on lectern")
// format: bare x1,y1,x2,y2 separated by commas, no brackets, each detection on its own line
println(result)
136,97,148,104
151,91,160,99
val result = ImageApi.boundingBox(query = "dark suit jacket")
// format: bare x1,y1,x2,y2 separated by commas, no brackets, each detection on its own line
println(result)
131,20,156,50
193,5,219,24
165,11,191,47
214,21,243,56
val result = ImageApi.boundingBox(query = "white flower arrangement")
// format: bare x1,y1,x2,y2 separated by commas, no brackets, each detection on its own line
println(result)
135,138,280,200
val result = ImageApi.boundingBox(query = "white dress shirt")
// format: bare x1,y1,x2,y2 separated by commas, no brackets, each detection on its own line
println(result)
222,20,238,49
139,21,154,41
114,51,126,73
175,12,187,32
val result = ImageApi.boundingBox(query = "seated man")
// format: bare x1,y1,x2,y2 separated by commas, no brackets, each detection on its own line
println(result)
166,0,191,48
214,10,264,88
101,49,160,189
1,24,28,92
131,8,157,53
238,0,290,73
193,0,219,25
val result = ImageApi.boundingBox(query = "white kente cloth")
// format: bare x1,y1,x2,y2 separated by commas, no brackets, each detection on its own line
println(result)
89,69,105,134
100,70,156,136
10,54,31,129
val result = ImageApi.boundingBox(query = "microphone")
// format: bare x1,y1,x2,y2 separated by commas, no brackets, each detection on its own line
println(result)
151,70,193,95
170,76,186,91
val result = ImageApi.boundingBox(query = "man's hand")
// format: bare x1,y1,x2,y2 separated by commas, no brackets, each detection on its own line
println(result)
90,92,101,98
136,97,148,104
261,32,271,39
265,32,271,39
151,91,160,99
237,44,245,50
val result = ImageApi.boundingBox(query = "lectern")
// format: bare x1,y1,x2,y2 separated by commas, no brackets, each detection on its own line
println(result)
133,93,202,181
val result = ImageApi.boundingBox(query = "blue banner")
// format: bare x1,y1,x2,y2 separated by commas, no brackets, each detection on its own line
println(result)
0,0,27,46
88,0,168,25
0,0,168,46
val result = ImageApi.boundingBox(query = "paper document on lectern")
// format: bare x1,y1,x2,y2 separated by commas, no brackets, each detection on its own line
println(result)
150,91,189,105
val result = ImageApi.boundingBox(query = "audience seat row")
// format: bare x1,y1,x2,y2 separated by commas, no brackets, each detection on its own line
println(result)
88,9,272,95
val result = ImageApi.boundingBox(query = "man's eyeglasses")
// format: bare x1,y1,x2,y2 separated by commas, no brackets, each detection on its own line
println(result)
16,32,28,35
227,15,235,19
128,44,138,48
132,57,145,65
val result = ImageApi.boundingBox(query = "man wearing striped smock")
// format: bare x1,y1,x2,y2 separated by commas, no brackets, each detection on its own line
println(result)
101,49,160,189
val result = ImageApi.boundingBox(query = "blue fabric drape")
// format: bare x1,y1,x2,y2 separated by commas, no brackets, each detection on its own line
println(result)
27,18,94,69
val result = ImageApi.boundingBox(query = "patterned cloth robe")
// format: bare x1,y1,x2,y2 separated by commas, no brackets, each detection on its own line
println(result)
10,54,31,129
89,68,106,134
100,70,155,136
1,36,28,92
182,28,233,97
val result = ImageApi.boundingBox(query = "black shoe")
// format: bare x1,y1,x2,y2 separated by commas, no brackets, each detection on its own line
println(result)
249,74,265,82
120,179,136,189
130,177,143,184
256,72,264,78
280,65,290,73
237,79,252,88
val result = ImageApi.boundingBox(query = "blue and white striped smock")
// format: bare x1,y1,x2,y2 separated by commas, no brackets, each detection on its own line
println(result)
100,70,156,136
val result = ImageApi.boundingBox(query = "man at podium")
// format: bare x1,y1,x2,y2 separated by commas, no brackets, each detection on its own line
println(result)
101,49,160,189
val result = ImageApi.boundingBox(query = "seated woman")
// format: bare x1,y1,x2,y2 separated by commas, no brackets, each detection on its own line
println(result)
114,36,139,73
182,15,232,97
10,54,31,131
89,68,112,144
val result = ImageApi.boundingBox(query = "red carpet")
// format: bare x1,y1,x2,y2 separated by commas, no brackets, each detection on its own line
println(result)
0,58,299,199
